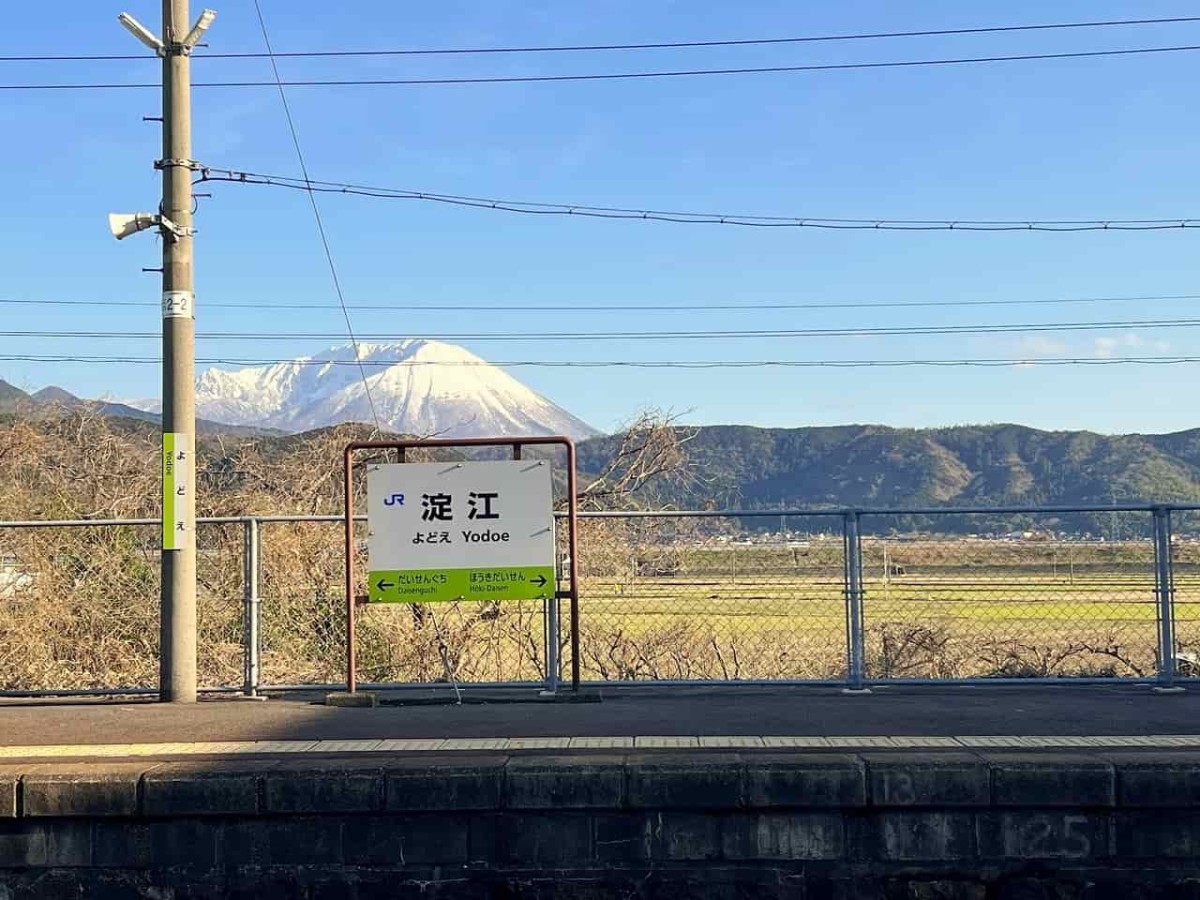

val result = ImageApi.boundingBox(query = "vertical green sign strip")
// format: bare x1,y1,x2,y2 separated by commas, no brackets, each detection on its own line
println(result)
162,432,192,551
163,432,177,551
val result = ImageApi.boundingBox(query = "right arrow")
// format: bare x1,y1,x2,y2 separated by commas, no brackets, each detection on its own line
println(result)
531,574,548,588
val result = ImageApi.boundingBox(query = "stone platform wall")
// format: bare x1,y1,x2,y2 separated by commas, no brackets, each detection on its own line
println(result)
2,750,1200,898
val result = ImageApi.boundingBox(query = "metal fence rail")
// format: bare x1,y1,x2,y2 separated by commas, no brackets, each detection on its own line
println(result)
1,504,1197,695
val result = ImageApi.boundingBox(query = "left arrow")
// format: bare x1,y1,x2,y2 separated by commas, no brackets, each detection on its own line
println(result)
376,580,395,590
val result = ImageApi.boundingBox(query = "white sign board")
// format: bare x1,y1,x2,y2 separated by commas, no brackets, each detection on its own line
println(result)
367,460,555,603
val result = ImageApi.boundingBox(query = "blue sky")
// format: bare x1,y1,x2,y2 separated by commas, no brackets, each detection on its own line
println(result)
1,0,1198,434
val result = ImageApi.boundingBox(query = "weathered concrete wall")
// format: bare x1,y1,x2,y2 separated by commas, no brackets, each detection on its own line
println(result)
2,750,1200,897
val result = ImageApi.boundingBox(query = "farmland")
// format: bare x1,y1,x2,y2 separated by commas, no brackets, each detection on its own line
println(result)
4,414,1200,690
341,531,1200,685
2,516,1198,690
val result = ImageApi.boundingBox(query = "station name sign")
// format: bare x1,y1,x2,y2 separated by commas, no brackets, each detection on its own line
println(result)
366,460,555,603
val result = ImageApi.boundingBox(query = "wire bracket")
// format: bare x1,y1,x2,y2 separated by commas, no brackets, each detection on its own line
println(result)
157,216,195,241
155,158,203,172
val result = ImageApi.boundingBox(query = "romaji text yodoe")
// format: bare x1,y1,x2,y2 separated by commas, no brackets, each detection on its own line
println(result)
412,529,511,545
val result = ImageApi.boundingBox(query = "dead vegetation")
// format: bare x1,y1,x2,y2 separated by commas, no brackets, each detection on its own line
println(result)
0,410,1181,690
0,411,702,689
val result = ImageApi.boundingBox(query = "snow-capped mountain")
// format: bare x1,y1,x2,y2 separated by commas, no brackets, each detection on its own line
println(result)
179,341,598,439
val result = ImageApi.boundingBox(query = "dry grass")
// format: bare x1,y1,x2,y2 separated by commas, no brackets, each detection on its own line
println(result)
0,412,1192,689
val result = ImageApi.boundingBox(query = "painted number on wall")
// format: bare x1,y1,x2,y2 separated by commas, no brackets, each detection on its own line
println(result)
1013,814,1092,859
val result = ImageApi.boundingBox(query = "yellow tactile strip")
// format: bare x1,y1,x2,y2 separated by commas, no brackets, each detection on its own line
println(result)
0,735,1197,760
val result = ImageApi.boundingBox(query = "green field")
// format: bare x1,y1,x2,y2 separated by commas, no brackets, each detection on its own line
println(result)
5,524,1198,689
340,539,1200,683
559,538,1200,681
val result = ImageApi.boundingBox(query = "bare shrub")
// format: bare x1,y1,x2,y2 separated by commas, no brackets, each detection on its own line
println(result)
978,632,1152,679
866,622,963,679
0,410,1167,689
0,410,702,689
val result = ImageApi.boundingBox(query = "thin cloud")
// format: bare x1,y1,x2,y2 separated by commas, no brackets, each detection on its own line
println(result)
1093,333,1170,358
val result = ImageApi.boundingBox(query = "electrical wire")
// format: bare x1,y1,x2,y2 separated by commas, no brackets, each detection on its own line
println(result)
199,169,1200,232
4,43,1199,90
3,293,1198,313
250,0,381,434
4,15,1199,61
3,317,1200,341
2,354,1200,369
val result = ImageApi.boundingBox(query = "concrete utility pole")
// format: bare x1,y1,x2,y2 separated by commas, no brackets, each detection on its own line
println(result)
160,0,197,704
115,3,215,703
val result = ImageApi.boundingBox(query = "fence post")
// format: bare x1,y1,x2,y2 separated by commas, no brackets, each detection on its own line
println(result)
542,594,561,696
242,518,261,698
1153,507,1181,692
843,512,869,693
542,511,561,696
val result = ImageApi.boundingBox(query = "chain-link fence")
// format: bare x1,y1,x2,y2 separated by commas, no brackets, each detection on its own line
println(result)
1166,509,1200,676
0,519,245,692
1,505,1196,693
569,513,846,681
859,517,1160,680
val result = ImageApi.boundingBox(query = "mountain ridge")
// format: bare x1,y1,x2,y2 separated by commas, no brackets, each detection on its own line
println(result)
4,396,1200,533
0,381,279,437
191,340,598,439
9,372,1200,521
39,340,598,440
576,422,1200,512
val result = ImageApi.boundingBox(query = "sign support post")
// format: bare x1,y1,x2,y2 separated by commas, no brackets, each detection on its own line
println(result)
340,436,581,699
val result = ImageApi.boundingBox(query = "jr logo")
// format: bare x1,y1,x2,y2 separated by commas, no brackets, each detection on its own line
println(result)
383,493,406,507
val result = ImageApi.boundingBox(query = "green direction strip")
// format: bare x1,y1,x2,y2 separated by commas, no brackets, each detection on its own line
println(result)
369,566,555,604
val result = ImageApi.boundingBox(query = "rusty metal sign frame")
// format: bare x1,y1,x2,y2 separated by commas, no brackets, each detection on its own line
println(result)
343,436,581,694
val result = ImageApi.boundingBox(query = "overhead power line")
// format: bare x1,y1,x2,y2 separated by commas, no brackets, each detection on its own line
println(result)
3,317,1200,341
4,44,1200,90
4,293,1198,313
200,169,1199,232
5,15,1199,61
2,354,1200,369
251,0,382,433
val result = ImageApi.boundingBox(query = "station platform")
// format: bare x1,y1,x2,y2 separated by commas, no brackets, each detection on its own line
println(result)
0,682,1195,759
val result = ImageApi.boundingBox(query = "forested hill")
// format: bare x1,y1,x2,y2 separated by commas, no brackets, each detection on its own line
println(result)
577,423,1200,511
7,404,1200,530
